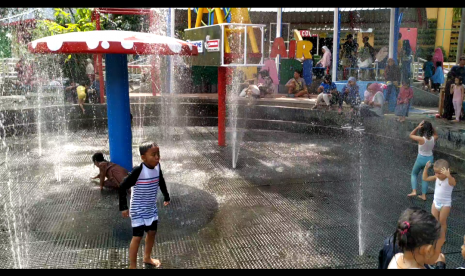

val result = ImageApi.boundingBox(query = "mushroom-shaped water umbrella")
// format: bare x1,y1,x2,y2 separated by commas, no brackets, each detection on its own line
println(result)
28,30,198,171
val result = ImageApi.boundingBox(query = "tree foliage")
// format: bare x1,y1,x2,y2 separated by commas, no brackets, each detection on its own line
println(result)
32,8,97,83
33,8,95,38
30,8,149,83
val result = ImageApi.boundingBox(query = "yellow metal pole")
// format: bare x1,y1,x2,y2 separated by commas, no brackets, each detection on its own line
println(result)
214,8,230,54
195,8,204,28
188,8,191,29
246,27,259,53
293,29,303,41
230,8,259,53
214,8,224,23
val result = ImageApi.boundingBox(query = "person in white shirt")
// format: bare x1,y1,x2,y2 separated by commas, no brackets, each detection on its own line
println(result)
239,79,260,99
422,159,456,243
388,207,443,269
408,120,439,201
360,83,384,117
85,58,95,86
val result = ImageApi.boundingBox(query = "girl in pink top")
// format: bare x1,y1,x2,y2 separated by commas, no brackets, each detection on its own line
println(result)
451,77,464,122
395,81,414,122
316,46,332,74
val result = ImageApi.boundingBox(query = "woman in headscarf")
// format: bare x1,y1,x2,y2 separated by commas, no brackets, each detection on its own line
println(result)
384,58,401,112
376,46,389,68
400,40,412,83
360,83,385,117
338,76,360,114
315,46,332,77
433,47,444,70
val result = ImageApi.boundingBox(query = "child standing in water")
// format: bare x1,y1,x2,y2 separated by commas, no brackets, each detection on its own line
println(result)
423,159,456,243
450,76,464,122
388,207,444,269
408,120,438,201
119,142,170,269
395,81,414,122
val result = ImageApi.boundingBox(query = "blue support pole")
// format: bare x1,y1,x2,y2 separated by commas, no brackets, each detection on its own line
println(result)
393,8,400,62
277,8,282,83
224,8,231,23
336,10,341,81
105,54,132,172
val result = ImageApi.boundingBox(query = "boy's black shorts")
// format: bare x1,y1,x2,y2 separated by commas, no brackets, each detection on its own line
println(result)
133,220,158,237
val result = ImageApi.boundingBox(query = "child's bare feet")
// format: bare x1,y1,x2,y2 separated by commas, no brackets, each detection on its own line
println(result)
407,192,417,197
417,194,426,201
143,258,161,268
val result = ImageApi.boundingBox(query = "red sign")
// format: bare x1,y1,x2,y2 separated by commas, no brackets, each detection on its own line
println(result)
299,30,317,37
206,39,220,52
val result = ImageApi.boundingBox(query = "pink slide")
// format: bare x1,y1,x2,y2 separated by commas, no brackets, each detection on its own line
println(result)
259,59,279,84
258,59,279,92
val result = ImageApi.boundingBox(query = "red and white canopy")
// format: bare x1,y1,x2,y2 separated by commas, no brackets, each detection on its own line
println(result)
28,30,198,56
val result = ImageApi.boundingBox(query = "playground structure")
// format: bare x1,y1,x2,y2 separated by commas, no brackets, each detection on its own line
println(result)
28,30,198,171
185,8,265,146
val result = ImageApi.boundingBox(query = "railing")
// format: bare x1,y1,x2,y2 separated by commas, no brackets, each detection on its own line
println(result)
412,57,425,82
442,62,455,75
0,58,20,84
101,57,152,92
412,57,454,84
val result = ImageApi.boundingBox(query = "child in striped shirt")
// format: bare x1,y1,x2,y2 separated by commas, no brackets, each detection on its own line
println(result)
119,142,170,269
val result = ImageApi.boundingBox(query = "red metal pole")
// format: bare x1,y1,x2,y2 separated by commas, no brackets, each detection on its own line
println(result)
218,66,226,147
91,11,98,78
95,10,105,103
97,8,151,15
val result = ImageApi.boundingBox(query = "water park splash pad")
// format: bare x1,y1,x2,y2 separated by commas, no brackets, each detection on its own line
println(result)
0,7,464,269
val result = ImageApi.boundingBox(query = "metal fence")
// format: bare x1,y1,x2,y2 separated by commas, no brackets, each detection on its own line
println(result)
0,58,20,84
412,57,453,84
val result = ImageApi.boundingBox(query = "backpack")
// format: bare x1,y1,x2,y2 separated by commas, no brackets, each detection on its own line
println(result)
378,235,400,269
378,235,447,269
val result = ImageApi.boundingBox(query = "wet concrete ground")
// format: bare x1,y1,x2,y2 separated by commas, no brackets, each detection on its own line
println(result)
0,126,464,269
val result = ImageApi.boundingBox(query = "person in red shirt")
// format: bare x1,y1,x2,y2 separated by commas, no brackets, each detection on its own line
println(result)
394,81,414,122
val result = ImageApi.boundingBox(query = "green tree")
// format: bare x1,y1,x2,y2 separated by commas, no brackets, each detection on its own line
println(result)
32,8,149,83
453,8,463,21
32,8,101,83
0,26,12,58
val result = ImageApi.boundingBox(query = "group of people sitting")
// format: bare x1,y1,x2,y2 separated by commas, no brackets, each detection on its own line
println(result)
309,74,385,129
307,71,416,126
238,70,275,99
